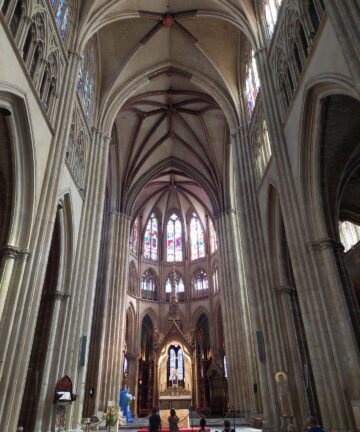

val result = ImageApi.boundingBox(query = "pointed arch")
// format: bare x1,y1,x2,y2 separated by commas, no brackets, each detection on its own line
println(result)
188,210,206,261
165,211,183,262
143,212,159,261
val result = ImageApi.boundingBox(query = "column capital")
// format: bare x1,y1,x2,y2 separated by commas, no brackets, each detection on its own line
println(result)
110,210,131,221
68,50,82,60
54,290,71,301
0,245,30,260
273,285,296,295
306,237,344,252
0,245,20,259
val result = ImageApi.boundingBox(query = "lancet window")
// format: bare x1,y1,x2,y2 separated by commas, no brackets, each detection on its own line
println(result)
66,111,88,190
192,269,208,298
168,344,184,384
212,266,219,293
51,0,70,42
130,218,138,255
190,213,205,261
165,271,185,301
141,269,158,301
339,221,360,253
252,118,272,181
166,213,183,262
144,213,158,261
209,218,217,253
244,51,260,119
264,0,283,39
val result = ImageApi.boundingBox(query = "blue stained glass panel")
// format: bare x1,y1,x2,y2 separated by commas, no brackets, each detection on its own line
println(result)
56,0,65,25
178,349,184,380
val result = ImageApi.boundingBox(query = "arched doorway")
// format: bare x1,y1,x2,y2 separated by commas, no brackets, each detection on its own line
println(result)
138,314,154,416
320,94,360,345
18,207,62,431
195,313,210,414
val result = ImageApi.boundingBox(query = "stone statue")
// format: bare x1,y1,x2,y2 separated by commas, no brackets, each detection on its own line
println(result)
275,371,293,418
119,386,135,422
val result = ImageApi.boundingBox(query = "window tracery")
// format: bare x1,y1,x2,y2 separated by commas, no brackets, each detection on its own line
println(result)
168,345,184,383
77,37,98,126
166,213,183,262
271,1,325,117
9,0,23,37
192,268,208,298
190,213,205,261
141,268,158,301
144,213,158,261
66,110,88,191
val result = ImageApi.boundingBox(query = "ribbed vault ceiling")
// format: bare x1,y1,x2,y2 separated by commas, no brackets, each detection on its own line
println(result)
83,0,254,216
113,85,229,215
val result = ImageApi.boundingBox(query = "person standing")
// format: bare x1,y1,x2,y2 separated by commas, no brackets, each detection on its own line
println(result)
149,407,161,432
306,416,325,432
168,408,180,432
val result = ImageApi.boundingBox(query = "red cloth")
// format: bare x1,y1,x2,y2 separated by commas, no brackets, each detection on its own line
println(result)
138,428,210,432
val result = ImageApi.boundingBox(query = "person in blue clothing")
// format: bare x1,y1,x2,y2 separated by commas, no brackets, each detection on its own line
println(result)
306,416,325,432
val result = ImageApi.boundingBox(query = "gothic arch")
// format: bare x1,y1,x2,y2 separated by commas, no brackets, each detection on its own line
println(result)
299,75,359,240
0,89,35,250
126,303,137,354
139,308,159,338
76,5,257,58
191,306,210,332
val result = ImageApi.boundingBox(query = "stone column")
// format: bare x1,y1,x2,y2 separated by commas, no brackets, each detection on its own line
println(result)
0,50,80,432
324,0,360,96
95,211,131,412
255,45,360,430
216,210,256,416
64,128,111,429
229,123,279,430
273,285,308,428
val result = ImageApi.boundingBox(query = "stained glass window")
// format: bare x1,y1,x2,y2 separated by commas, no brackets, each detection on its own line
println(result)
190,213,205,261
60,7,69,40
141,269,158,301
167,213,182,262
169,349,176,380
56,0,65,25
130,218,138,255
245,51,260,119
143,213,158,261
212,267,219,293
178,349,184,380
168,345,184,382
192,269,208,298
339,221,360,252
209,218,217,253
264,0,283,38
224,356,227,378
77,38,97,125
